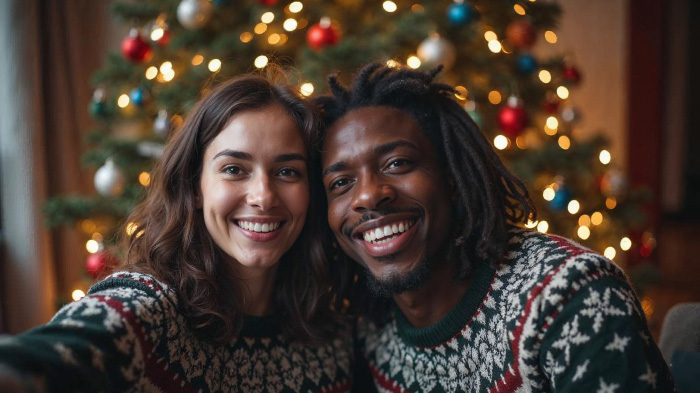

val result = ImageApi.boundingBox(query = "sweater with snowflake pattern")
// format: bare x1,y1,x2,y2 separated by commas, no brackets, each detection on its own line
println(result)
357,228,675,393
0,272,353,393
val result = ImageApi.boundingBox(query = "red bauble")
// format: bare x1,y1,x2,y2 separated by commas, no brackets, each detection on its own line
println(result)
121,29,153,63
306,20,339,51
256,0,278,5
543,97,560,114
85,251,116,279
498,97,528,137
562,65,582,85
506,20,536,49
156,28,170,46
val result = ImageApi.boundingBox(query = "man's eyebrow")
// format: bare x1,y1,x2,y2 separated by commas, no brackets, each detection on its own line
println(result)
213,150,252,160
322,162,348,177
274,153,307,163
374,140,417,155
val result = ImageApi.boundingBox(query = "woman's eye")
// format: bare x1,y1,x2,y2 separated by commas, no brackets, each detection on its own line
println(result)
278,167,301,177
224,165,243,175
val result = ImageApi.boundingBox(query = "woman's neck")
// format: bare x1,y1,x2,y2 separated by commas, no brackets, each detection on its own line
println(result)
231,264,279,316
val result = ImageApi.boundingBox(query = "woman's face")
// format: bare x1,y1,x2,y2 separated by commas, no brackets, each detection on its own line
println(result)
197,104,309,276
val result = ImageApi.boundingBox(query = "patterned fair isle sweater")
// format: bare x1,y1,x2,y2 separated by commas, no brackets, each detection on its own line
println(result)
0,272,353,393
357,228,675,393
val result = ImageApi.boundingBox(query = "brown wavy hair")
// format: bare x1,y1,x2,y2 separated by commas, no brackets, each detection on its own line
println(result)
122,72,337,344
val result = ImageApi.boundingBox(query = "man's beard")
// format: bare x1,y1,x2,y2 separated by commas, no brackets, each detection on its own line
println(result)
363,256,435,298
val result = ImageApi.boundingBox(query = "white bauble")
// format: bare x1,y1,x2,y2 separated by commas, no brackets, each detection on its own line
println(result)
153,109,171,136
94,159,125,197
417,35,457,71
177,0,212,30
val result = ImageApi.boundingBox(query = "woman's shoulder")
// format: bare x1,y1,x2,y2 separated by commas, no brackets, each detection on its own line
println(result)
88,271,173,300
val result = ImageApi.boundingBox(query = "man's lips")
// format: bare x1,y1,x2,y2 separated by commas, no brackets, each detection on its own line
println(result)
349,213,420,258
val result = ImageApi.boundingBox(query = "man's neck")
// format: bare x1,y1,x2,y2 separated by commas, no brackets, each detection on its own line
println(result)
392,262,470,328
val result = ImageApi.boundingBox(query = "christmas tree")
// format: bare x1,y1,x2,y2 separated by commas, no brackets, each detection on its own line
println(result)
44,0,655,303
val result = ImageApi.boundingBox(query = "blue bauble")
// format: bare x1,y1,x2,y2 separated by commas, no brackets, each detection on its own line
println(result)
517,53,538,74
89,101,107,118
212,0,228,4
130,88,145,107
549,185,572,211
447,3,475,26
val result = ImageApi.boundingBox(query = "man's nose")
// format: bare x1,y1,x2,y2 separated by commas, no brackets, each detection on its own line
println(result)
246,174,279,211
350,172,395,212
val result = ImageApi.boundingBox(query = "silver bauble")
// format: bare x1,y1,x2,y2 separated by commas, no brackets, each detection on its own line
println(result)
153,109,171,136
177,0,212,30
417,35,457,71
94,159,125,197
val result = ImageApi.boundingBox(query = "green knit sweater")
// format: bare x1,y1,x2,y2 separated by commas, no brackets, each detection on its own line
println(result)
0,272,353,393
357,228,675,392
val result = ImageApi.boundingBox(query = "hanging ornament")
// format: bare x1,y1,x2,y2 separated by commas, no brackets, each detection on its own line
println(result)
256,0,279,4
464,100,483,128
560,105,581,126
562,64,582,85
85,251,116,279
89,88,107,119
549,183,573,211
94,159,126,197
497,96,528,137
447,1,476,26
153,109,172,136
417,34,457,71
600,168,628,197
543,94,560,114
120,28,153,64
516,53,538,75
506,20,536,49
306,17,339,51
148,20,170,47
129,87,146,107
177,0,213,30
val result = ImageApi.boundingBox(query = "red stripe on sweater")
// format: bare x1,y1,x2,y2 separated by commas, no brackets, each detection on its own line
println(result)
370,362,411,393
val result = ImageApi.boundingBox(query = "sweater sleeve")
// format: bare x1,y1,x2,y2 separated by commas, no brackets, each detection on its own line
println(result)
0,276,169,393
538,274,676,392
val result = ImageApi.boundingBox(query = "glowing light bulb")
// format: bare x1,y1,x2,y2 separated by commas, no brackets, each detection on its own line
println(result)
558,135,571,150
72,289,86,301
300,83,314,97
145,66,158,80
494,135,509,150
159,61,172,73
139,172,151,186
545,30,558,44
240,32,254,43
261,11,275,24
488,40,502,53
162,69,175,82
606,197,617,209
192,54,204,65
546,116,559,129
254,55,269,69
254,23,268,34
539,70,551,83
268,34,281,45
283,18,298,31
557,86,570,99
620,237,632,251
454,86,468,100
578,214,591,227
383,1,397,12
488,91,502,105
484,31,497,41
577,226,590,240
604,247,616,260
567,200,580,214
525,219,538,228
599,150,611,164
407,56,421,69
86,239,100,254
386,59,399,68
542,187,555,201
150,28,164,41
289,1,303,13
117,94,130,108
537,221,549,233
591,211,603,225
208,59,222,72
514,4,526,15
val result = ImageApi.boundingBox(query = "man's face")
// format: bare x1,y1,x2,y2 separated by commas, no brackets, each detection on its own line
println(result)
321,106,453,295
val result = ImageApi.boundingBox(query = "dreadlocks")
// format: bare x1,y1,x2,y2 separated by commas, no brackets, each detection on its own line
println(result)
315,63,536,277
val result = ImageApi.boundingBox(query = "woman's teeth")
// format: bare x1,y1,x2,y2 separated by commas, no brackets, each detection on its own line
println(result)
237,221,281,233
362,221,414,244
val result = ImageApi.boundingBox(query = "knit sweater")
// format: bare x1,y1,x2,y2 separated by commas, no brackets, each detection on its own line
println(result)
0,272,353,393
357,228,675,393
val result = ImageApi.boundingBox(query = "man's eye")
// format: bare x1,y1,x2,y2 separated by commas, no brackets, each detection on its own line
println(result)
329,178,352,190
388,158,411,169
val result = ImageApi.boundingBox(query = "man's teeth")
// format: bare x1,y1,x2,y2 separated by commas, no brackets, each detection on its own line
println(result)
362,221,414,244
237,221,281,233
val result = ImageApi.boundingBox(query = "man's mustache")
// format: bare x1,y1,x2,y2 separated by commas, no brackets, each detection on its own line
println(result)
342,207,422,238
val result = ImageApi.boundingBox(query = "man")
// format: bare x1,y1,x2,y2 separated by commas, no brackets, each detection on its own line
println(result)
316,64,674,392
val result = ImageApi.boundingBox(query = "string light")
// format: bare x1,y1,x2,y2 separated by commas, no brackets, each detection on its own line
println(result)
544,124,557,136
383,1,397,12
117,94,130,108
545,30,558,43
283,18,298,31
162,69,175,82
591,211,603,225
268,34,281,45
254,55,269,69
407,56,421,69
620,237,632,251
300,82,314,97
537,221,549,233
386,59,399,68
81,219,97,233
411,4,424,12
567,200,580,214
240,32,254,43
86,239,100,254
254,23,268,34
604,247,616,259
558,135,571,150
539,70,551,83
484,31,497,41
557,86,570,99
494,135,509,150
525,219,538,229
72,289,86,301
192,54,204,65
289,1,303,13
261,11,275,24
488,40,502,53
578,214,591,227
488,91,502,105
454,86,468,100
577,226,590,240
546,116,559,129
515,136,527,149
514,4,526,15
139,172,151,186
160,61,172,73
542,187,555,201
145,66,158,80
150,27,164,41
208,59,222,72
599,150,611,164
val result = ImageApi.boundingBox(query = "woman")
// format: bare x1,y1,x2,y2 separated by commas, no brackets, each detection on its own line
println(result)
0,73,352,392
